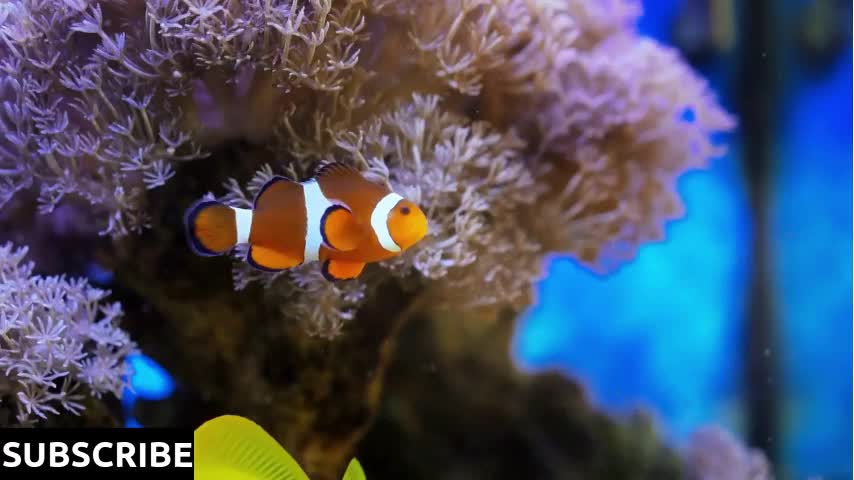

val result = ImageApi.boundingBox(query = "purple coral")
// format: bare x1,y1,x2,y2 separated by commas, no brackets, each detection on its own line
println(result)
1,1,734,335
0,0,206,237
682,426,774,480
0,242,136,425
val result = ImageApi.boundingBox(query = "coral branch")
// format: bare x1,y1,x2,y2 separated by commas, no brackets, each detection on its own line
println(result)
0,242,135,426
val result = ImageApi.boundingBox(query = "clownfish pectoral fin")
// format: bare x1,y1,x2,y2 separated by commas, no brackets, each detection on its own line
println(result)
321,259,366,282
247,245,302,272
320,204,362,251
194,415,310,480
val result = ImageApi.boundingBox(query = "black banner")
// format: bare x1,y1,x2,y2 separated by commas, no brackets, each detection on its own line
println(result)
0,428,194,478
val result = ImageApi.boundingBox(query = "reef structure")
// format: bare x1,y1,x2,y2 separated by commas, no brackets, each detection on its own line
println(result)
0,1,762,479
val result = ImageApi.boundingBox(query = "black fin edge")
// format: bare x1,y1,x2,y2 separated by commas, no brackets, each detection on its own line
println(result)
319,204,351,251
253,175,296,209
184,199,229,257
246,246,289,273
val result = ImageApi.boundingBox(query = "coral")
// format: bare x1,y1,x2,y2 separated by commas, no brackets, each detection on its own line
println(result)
208,0,732,331
0,242,136,426
475,0,735,271
357,308,687,480
1,0,735,327
0,0,207,237
0,0,742,477
682,426,774,480
337,94,545,311
360,316,774,480
225,93,546,333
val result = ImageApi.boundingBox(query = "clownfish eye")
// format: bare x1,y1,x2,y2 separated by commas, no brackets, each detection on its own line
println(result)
401,206,410,215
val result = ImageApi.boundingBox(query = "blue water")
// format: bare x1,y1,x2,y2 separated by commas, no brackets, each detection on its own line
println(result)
512,1,852,477
511,150,753,442
772,48,852,477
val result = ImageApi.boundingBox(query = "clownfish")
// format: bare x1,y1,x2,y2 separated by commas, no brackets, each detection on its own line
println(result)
184,162,428,281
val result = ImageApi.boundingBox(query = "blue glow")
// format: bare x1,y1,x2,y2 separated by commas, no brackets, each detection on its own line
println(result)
126,418,143,428
85,261,114,286
125,354,176,402
512,151,752,442
679,107,697,123
635,0,681,40
772,50,852,478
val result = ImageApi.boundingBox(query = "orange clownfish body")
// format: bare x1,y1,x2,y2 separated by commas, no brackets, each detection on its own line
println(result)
184,162,428,281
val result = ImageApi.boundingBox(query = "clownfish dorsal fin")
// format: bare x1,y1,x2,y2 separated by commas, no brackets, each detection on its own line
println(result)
253,175,300,211
313,161,361,180
313,160,392,206
313,161,387,191
321,259,366,282
320,204,362,251
194,414,310,480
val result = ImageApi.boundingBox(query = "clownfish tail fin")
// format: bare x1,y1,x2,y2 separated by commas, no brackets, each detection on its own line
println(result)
185,199,252,256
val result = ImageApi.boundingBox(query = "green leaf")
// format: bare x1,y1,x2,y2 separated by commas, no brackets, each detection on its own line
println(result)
342,458,367,480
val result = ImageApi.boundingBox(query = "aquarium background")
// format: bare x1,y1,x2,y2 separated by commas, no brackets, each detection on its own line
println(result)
513,1,853,479
118,1,852,479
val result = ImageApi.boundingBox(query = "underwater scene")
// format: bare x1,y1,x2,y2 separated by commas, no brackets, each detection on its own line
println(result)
0,0,850,479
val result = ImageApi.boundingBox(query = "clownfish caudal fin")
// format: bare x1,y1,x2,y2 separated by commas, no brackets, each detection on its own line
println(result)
185,199,253,256
194,415,310,480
